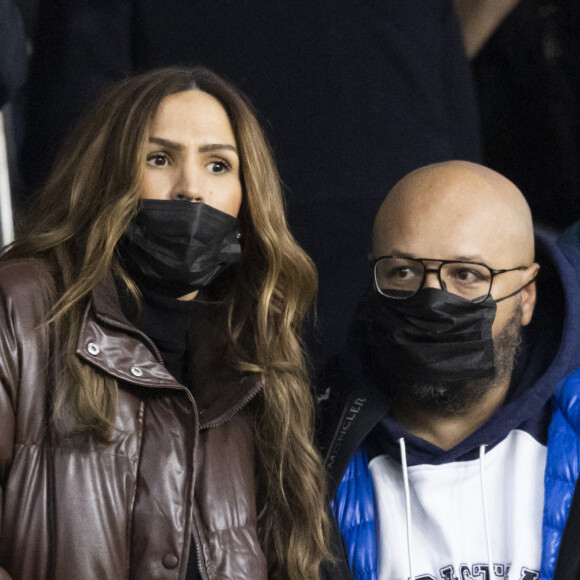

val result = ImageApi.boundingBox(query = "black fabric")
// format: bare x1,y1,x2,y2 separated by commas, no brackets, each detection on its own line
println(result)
118,200,241,298
365,288,496,383
316,320,391,497
185,546,202,580
19,0,482,367
117,283,199,384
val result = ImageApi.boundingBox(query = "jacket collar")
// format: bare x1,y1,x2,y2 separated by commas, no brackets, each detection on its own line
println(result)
77,273,261,428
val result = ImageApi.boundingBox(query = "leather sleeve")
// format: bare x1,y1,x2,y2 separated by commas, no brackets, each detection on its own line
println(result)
0,265,18,472
0,265,19,578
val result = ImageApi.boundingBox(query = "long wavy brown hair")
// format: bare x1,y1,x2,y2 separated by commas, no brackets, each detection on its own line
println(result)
3,67,330,578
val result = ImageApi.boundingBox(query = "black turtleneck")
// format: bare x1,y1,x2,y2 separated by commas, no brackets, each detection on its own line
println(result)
118,283,200,385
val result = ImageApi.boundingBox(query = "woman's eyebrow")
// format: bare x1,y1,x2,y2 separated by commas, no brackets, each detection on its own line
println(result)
198,143,238,154
148,136,183,150
148,137,238,155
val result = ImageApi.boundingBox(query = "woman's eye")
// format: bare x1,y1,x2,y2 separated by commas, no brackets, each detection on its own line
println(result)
146,154,169,167
207,160,231,174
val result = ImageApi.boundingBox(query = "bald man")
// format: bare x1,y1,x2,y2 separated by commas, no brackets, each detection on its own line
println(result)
317,161,580,580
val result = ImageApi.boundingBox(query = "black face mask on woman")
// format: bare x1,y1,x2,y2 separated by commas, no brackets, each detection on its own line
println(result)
117,199,242,298
365,288,497,384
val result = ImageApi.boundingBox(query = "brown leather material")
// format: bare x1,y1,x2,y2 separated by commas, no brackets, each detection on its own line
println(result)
0,259,267,579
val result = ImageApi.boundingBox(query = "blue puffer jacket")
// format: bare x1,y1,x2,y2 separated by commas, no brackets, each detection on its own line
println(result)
333,448,377,580
542,369,580,578
334,366,580,580
321,232,580,580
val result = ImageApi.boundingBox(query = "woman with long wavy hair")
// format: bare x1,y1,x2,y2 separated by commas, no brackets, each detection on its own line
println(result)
0,67,331,579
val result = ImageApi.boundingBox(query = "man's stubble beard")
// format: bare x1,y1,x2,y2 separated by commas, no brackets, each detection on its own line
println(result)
389,301,524,417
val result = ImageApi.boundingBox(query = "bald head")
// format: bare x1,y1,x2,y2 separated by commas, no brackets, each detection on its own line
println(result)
373,161,535,268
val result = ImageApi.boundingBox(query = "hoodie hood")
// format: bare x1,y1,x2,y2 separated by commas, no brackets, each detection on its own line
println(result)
319,230,580,486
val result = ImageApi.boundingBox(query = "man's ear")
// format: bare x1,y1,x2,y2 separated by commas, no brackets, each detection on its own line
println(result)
521,263,540,326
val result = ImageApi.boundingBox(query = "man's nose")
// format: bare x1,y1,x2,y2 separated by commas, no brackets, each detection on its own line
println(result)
422,268,444,290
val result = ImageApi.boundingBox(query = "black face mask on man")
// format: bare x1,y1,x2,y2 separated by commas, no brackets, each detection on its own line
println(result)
365,286,526,415
117,199,242,298
365,288,497,384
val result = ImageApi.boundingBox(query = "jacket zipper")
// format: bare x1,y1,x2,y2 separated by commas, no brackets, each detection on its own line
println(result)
181,388,208,580
95,312,261,579
199,378,262,432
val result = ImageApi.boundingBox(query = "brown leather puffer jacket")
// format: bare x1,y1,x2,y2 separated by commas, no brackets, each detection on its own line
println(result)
0,259,267,580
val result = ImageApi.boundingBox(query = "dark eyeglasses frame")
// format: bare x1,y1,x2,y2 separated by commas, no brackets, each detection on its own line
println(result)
371,256,531,302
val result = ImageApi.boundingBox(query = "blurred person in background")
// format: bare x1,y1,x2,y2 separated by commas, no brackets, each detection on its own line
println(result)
0,0,27,108
456,0,580,231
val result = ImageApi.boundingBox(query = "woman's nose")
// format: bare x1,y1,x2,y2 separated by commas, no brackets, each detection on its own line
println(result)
172,165,203,202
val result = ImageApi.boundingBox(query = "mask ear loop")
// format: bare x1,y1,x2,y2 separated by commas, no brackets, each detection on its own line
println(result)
493,274,538,303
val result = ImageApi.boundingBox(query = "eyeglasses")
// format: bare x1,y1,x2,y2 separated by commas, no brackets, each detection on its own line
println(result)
372,256,529,303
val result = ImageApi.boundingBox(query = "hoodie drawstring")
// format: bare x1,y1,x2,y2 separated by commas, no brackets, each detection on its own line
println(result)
398,440,494,580
479,444,494,578
399,437,415,580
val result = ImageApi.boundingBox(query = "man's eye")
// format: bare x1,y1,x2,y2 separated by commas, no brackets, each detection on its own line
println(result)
395,267,411,278
146,154,169,167
389,266,420,279
453,268,486,283
456,270,472,280
207,160,231,174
